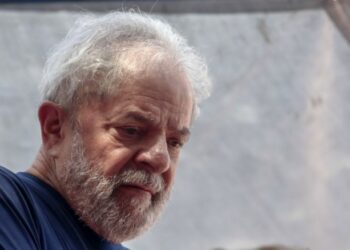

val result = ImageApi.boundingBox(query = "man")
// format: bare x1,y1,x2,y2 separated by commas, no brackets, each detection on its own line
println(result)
0,12,211,249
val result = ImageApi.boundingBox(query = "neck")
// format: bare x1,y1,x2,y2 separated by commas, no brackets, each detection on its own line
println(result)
27,147,64,196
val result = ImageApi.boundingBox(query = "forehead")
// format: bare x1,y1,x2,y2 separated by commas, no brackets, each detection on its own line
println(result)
82,61,194,130
123,70,191,119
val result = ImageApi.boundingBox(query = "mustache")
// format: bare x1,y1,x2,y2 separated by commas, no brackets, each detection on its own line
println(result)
111,168,165,194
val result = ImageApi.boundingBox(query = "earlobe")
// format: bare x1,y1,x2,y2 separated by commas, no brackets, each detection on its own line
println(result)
38,102,67,150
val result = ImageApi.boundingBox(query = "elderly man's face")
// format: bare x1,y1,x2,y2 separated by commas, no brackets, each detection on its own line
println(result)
57,61,193,243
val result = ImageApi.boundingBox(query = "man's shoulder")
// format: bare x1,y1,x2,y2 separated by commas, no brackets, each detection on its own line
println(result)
0,165,28,202
0,166,32,206
0,165,21,184
0,165,40,249
0,165,18,180
0,166,130,250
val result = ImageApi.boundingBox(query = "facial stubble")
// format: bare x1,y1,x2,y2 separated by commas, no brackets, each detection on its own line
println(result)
58,130,170,243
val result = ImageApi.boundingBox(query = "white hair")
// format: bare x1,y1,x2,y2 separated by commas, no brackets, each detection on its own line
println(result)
40,11,211,117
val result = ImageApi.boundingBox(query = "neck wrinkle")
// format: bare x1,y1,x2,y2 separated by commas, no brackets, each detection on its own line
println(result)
27,146,64,198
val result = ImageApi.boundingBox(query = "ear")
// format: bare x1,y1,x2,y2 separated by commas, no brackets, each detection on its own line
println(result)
38,102,67,151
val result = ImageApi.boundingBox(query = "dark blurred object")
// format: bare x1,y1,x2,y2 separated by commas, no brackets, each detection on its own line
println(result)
326,0,350,44
211,245,309,250
0,0,324,13
255,245,309,250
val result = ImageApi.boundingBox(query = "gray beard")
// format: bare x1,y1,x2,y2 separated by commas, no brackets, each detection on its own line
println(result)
57,131,170,243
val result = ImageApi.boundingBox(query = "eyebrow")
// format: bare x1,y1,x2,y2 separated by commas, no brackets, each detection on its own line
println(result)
124,111,153,124
124,111,191,137
177,127,191,137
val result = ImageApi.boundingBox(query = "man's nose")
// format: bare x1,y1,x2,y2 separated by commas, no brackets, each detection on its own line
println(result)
135,135,171,174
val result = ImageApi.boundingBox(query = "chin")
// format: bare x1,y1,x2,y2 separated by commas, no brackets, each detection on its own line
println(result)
60,130,170,243
82,193,166,243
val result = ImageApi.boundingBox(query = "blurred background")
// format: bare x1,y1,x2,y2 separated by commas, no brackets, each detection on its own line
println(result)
1,0,350,249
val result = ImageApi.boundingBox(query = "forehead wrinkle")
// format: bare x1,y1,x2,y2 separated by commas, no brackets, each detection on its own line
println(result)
128,91,182,107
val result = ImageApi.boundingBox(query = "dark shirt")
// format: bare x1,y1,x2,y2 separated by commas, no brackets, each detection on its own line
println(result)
0,166,128,250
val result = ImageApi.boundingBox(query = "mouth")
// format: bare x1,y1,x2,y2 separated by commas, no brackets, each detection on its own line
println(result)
119,183,156,195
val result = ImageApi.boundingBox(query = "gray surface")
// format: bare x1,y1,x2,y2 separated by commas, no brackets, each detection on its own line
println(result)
0,0,325,13
1,9,350,250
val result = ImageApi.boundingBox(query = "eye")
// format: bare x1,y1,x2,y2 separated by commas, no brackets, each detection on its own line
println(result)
167,138,184,149
118,126,142,139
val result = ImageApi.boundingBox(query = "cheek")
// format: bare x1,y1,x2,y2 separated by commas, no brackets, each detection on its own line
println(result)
80,129,136,176
88,144,135,177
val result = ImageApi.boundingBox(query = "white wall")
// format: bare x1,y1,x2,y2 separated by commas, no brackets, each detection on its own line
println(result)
0,9,349,250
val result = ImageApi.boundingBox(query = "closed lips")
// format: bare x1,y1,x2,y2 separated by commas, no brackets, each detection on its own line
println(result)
121,183,156,194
